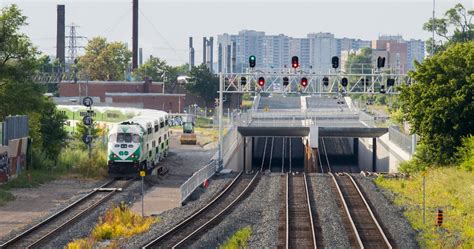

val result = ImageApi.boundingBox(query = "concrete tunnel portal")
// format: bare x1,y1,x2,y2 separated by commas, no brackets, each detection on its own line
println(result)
237,126,388,173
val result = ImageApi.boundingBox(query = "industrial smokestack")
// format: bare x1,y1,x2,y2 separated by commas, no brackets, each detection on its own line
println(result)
139,48,143,66
203,37,207,66
132,0,138,69
209,37,214,72
56,5,65,65
189,37,195,70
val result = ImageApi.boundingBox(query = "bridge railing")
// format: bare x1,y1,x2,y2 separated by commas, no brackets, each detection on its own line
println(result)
179,160,217,204
179,126,239,204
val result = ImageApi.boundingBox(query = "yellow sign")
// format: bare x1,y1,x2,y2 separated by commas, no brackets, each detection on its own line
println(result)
264,106,269,112
140,171,146,177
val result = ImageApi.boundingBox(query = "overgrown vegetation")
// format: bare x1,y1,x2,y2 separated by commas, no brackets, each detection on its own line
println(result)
375,168,474,247
67,203,158,248
57,141,108,178
219,226,253,249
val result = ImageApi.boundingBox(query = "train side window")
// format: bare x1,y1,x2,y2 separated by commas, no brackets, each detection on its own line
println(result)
152,141,156,148
160,121,164,128
149,151,152,157
165,119,169,126
164,134,167,140
147,127,152,134
159,137,162,144
154,124,159,132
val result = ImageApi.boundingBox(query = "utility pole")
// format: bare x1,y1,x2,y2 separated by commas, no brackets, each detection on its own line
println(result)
217,73,224,172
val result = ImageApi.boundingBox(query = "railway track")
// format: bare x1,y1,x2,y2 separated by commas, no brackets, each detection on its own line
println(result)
142,171,260,248
0,178,134,249
278,173,316,249
330,172,392,249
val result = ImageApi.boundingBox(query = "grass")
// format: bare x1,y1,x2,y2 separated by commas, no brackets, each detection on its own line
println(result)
375,167,474,248
0,169,60,206
67,203,159,248
57,141,108,178
219,226,252,249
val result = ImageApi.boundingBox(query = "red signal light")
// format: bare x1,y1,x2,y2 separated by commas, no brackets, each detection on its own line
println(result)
291,56,299,69
301,77,308,87
258,77,265,87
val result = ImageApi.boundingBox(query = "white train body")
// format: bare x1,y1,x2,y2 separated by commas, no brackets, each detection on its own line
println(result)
107,111,170,176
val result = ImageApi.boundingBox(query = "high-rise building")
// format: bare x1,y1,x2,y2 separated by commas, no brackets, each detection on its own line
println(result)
308,33,338,73
216,31,423,73
407,39,425,71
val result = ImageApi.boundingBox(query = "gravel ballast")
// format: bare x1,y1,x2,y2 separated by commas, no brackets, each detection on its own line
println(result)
352,174,419,248
307,173,351,248
189,173,281,248
120,172,236,248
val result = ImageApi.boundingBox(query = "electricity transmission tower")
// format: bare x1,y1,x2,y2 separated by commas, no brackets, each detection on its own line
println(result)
66,23,86,66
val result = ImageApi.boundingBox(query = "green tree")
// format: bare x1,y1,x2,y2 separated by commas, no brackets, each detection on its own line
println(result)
40,102,68,162
399,42,474,165
0,5,68,165
133,56,167,81
78,37,131,81
186,64,218,104
344,47,372,74
423,3,473,54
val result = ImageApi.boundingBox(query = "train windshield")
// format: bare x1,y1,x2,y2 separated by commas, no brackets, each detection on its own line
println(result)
112,133,140,143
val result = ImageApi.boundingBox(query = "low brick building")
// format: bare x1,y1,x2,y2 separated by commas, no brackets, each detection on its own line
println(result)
58,78,185,113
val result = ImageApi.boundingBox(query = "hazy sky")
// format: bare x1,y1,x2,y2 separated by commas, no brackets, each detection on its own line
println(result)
2,0,472,65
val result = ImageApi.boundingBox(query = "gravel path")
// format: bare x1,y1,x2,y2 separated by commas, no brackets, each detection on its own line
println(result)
120,172,236,248
0,178,106,244
352,174,419,248
307,173,351,248
189,173,281,248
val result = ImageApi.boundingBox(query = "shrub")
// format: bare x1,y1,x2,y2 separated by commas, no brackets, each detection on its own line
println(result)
91,203,158,240
66,238,94,249
219,226,252,249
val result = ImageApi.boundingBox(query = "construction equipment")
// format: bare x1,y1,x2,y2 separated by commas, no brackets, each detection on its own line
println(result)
180,115,197,145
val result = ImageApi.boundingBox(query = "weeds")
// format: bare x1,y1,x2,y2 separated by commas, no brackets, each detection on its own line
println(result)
68,203,159,248
219,226,252,249
376,167,474,247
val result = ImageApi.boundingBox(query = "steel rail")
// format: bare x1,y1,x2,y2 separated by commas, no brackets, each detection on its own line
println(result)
172,172,260,248
329,172,364,248
303,173,317,248
28,179,135,248
343,173,392,249
141,171,245,248
0,179,117,248
260,137,269,172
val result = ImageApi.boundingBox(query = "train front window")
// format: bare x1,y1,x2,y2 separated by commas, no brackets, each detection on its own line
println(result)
117,133,135,143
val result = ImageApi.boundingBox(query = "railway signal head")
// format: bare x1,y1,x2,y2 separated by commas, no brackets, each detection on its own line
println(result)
377,56,386,69
387,78,395,87
380,85,386,94
300,77,308,88
82,115,93,126
258,77,265,87
291,56,299,69
323,76,329,86
332,56,339,69
282,77,289,86
249,55,256,68
240,76,247,86
341,77,348,87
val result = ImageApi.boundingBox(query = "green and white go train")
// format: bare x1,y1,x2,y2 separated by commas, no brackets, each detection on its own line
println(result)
107,111,170,177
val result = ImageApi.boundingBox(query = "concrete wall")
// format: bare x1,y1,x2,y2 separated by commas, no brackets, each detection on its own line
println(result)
358,133,411,173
